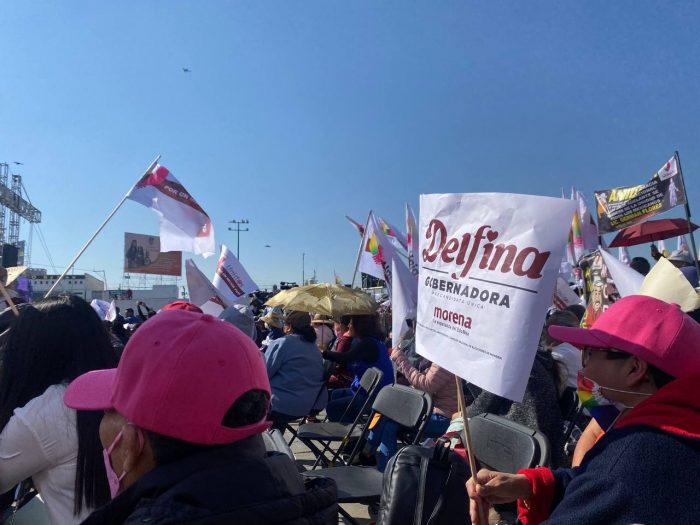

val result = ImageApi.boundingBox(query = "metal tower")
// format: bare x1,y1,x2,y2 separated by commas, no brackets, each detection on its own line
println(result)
0,164,42,264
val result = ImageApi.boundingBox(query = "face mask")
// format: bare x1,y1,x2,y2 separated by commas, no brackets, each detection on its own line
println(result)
577,371,651,425
103,425,144,499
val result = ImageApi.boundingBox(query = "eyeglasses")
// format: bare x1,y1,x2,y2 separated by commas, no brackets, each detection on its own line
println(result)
581,347,631,367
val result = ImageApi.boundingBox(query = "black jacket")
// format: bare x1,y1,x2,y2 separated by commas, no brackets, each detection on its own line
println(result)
81,434,337,525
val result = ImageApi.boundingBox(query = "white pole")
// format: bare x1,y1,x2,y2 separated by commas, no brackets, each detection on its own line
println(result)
351,210,372,288
45,155,161,298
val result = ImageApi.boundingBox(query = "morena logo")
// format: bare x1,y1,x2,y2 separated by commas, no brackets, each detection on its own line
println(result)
422,220,551,280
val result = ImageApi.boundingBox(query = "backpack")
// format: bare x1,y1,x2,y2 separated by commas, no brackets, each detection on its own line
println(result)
377,439,471,525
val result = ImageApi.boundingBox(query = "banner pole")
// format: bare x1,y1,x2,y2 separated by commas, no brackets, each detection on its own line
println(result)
674,151,700,278
45,155,161,298
456,376,488,525
350,210,372,288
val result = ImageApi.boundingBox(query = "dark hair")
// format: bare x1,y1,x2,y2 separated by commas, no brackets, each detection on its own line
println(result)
0,295,118,514
147,389,269,466
291,324,317,343
630,257,651,276
564,304,586,322
350,314,383,339
648,364,675,389
337,315,352,326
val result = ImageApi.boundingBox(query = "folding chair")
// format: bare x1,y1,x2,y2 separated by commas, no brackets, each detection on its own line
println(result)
262,429,296,462
302,384,433,525
283,381,329,446
296,367,384,468
469,412,551,472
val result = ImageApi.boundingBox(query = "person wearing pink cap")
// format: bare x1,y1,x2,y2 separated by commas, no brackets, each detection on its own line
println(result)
466,295,700,525
64,310,337,524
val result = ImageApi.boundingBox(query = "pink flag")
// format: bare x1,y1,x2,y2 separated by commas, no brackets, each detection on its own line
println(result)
127,164,215,257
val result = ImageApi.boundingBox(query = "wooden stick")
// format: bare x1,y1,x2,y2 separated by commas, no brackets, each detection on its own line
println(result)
0,281,19,316
456,376,489,525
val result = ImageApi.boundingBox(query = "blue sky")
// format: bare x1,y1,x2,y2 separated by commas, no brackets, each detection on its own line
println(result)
1,1,699,291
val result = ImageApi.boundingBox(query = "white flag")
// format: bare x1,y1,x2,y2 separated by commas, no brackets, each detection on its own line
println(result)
90,299,112,321
618,246,630,266
576,191,599,253
107,300,117,322
376,215,408,251
356,213,392,283
406,203,419,279
391,259,418,347
127,163,215,257
212,245,258,305
552,277,581,310
356,213,412,294
416,192,576,401
600,249,643,298
657,155,679,181
186,259,226,315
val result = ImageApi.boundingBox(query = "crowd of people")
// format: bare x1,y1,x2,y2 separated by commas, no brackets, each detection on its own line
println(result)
0,248,697,524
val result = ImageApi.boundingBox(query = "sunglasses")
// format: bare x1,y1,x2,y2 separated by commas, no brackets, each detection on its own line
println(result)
581,347,631,367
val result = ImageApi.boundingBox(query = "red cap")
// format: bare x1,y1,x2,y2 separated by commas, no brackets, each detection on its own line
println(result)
549,295,700,380
65,310,271,444
162,300,203,313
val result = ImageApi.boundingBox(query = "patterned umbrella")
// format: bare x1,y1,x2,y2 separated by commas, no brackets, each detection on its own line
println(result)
265,283,378,316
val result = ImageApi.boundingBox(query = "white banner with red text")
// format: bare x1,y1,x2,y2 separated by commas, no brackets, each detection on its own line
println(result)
415,193,576,401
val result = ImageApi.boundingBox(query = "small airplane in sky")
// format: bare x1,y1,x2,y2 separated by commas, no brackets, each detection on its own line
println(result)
12,161,23,165
182,68,191,73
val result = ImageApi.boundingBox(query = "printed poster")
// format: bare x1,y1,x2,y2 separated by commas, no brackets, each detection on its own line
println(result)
415,193,576,401
124,233,182,276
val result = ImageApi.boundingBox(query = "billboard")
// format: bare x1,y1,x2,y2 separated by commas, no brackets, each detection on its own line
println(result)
124,233,182,276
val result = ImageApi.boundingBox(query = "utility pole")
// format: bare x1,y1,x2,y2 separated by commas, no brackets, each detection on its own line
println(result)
228,219,249,259
302,252,305,285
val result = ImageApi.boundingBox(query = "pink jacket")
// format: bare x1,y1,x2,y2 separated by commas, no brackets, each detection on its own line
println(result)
391,350,458,418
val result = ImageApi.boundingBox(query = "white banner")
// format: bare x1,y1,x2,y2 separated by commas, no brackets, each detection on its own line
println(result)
416,193,576,402
391,259,418,347
212,245,259,304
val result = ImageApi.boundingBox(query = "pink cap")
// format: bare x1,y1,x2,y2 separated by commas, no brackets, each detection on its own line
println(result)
65,310,271,444
161,300,203,313
549,295,700,380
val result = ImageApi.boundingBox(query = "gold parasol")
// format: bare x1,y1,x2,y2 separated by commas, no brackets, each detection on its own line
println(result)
265,283,378,316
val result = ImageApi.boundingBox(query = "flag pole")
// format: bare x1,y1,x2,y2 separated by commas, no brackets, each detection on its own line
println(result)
674,151,700,278
45,155,161,298
456,376,488,525
351,210,372,288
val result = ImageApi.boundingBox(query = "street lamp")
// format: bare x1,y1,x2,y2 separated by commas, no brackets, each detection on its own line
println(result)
228,219,249,259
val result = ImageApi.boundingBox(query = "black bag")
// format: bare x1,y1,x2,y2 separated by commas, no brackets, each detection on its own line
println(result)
377,439,471,525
